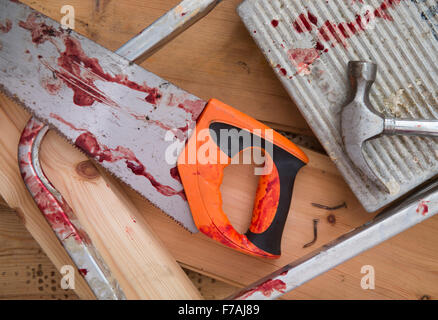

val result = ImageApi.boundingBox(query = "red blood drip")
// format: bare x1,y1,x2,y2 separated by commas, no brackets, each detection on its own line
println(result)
275,64,287,77
255,177,280,212
170,166,182,183
0,19,12,33
73,131,186,200
315,41,325,51
57,37,162,106
19,122,44,144
126,161,186,200
293,13,316,33
19,14,163,107
292,1,401,48
416,201,429,216
19,120,89,245
19,13,61,44
51,114,188,200
21,13,205,132
271,19,279,27
50,113,83,131
307,12,318,25
198,223,274,258
75,132,113,162
23,176,83,244
144,88,162,105
319,20,350,46
199,225,237,248
178,123,190,134
251,174,280,234
240,279,287,299
40,76,62,95
79,268,88,276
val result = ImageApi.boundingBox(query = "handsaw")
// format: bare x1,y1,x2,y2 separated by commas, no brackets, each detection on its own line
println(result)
0,0,308,258
15,0,223,300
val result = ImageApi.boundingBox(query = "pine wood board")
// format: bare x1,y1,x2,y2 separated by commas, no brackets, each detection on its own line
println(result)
1,88,437,299
0,201,79,300
18,0,311,136
0,0,436,300
0,100,95,299
124,161,438,300
0,201,234,300
0,94,201,300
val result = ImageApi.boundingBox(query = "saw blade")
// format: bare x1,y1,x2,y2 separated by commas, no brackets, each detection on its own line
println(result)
0,0,207,233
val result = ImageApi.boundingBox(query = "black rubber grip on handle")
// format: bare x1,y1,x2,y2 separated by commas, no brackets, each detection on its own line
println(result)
210,122,306,256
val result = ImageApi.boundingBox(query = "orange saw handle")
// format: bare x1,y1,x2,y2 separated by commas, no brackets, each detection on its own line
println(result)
177,99,308,258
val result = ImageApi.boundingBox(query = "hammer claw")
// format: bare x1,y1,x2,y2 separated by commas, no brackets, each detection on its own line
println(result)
341,61,389,192
342,61,438,194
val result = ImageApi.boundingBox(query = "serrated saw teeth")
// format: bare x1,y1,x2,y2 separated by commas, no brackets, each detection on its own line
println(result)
0,0,204,233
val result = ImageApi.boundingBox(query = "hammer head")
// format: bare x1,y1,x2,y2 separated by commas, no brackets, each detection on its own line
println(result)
341,61,388,192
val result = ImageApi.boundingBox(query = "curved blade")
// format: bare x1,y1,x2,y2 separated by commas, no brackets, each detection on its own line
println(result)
18,118,126,300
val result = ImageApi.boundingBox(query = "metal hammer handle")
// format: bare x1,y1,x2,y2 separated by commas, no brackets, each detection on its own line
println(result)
385,118,438,137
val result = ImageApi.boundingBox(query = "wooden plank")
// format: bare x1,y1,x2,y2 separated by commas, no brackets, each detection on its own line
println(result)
125,169,438,300
1,89,437,299
185,270,237,300
0,0,436,300
40,133,202,300
17,0,311,135
0,96,94,300
0,95,201,300
0,200,233,300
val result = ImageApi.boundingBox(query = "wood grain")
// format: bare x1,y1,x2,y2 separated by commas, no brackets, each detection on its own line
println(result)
0,197,236,300
0,200,231,300
0,95,200,300
33,91,438,299
2,76,437,300
0,95,95,300
40,132,201,300
0,0,436,300
0,200,79,300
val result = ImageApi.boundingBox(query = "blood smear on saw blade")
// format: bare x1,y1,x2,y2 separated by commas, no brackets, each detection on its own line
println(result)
0,0,206,232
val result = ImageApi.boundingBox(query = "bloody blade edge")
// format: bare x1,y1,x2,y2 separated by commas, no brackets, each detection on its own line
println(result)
0,0,210,233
